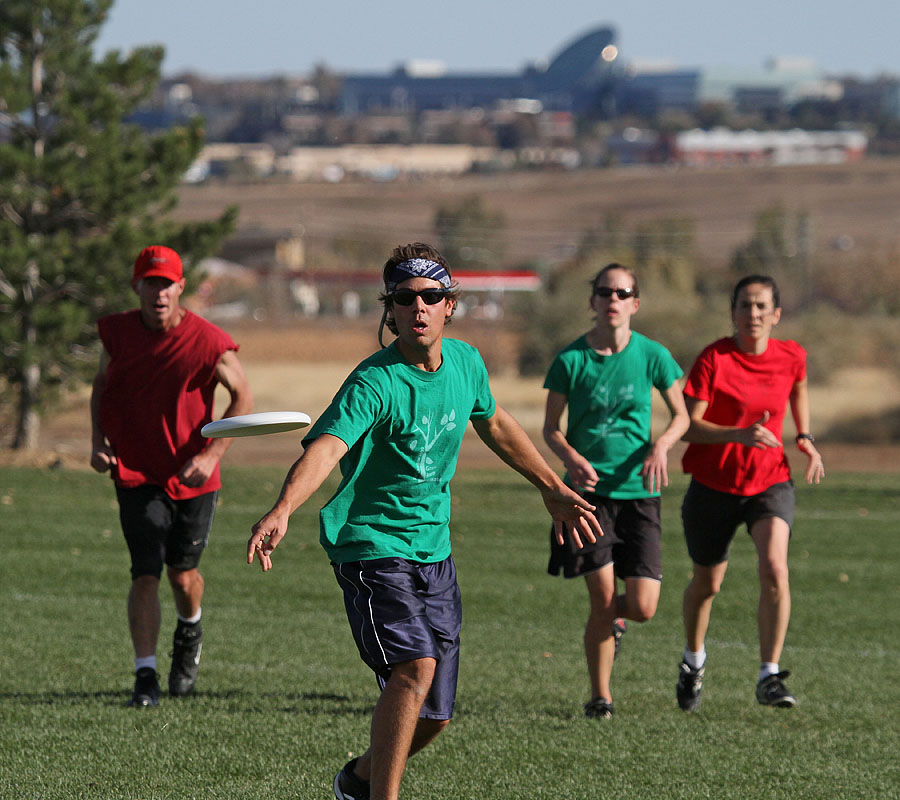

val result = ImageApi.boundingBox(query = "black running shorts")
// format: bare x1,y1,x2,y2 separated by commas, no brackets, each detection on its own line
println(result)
116,485,217,579
548,494,662,581
681,478,795,567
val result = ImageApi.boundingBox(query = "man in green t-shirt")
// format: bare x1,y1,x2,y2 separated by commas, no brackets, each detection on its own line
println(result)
543,263,689,720
247,243,602,800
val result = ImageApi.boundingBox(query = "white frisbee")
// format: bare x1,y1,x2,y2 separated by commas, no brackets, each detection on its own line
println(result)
201,411,311,438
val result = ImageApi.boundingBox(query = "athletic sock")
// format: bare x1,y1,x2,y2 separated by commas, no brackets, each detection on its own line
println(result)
759,662,779,682
683,647,706,670
135,656,157,673
178,609,202,625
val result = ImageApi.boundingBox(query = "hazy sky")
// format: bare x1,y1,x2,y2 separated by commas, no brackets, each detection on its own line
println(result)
94,0,899,79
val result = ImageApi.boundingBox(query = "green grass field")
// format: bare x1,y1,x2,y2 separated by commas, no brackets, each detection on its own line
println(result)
1,464,898,799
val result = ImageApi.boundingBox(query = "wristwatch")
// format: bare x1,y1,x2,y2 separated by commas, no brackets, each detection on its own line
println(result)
795,433,815,443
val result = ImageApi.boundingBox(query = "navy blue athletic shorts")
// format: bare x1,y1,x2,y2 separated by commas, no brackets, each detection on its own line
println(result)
333,555,461,720
681,478,795,567
548,494,662,581
116,485,217,579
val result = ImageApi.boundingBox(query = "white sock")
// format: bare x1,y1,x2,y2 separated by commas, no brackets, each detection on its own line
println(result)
759,662,779,682
178,608,202,625
135,656,156,673
683,647,706,670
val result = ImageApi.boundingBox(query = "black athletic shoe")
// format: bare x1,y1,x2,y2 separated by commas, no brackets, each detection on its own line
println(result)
756,670,797,707
583,697,614,719
676,661,704,712
333,758,370,800
613,618,627,661
129,667,160,707
169,620,203,697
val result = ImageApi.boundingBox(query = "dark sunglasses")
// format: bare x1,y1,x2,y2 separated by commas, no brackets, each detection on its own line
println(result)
593,286,636,300
390,289,450,306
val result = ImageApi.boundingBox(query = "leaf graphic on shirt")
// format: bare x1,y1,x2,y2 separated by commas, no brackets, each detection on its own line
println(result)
410,407,460,481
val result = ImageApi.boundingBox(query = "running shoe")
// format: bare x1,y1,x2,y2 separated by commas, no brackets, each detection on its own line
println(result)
676,661,704,712
333,757,370,800
583,697,614,719
756,670,797,707
169,620,203,696
129,667,160,707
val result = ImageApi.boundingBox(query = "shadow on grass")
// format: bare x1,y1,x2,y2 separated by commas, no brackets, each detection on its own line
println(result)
0,688,372,716
3,688,582,725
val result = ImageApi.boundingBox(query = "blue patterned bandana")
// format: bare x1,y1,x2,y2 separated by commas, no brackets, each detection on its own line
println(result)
386,259,451,291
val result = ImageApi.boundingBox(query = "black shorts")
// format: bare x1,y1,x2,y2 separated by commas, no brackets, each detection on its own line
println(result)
681,479,795,567
548,494,662,581
116,485,217,580
333,556,461,720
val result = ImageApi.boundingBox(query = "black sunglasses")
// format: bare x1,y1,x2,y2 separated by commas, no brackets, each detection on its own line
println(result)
390,289,450,306
593,286,636,300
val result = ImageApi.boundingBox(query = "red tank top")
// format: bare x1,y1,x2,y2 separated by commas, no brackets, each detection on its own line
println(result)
98,309,238,499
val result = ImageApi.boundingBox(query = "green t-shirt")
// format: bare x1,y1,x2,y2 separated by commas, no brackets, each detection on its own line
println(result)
543,331,682,498
304,338,496,563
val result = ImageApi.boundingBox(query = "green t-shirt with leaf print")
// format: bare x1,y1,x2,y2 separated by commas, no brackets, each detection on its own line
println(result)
303,338,496,563
543,331,682,498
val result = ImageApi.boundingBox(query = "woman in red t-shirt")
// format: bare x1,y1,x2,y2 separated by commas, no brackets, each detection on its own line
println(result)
675,275,824,713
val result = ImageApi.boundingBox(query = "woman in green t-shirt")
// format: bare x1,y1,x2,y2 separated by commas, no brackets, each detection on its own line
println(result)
543,263,689,719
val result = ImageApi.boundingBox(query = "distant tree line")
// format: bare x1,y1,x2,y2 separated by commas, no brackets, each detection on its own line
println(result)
504,202,900,383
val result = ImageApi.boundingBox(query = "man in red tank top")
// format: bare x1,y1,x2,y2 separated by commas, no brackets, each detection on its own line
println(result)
90,245,253,707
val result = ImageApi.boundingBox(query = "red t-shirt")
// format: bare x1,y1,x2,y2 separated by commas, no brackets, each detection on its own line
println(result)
98,309,238,499
681,337,806,496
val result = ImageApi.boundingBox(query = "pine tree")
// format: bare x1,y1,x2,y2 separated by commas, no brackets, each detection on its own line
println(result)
0,1,236,449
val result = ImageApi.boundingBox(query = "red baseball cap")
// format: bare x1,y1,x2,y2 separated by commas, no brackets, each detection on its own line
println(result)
132,245,183,289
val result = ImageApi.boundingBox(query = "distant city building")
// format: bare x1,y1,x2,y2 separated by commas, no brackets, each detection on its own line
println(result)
607,127,868,166
136,22,897,183
340,26,620,116
607,127,672,164
839,77,900,120
336,27,874,122
275,144,497,181
700,59,840,107
672,128,867,165
616,57,842,117
618,67,701,115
